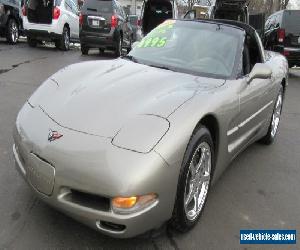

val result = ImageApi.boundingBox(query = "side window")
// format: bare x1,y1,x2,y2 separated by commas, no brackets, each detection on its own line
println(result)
265,18,270,30
64,0,72,12
55,0,62,6
112,1,117,14
70,0,78,15
119,5,125,18
269,16,275,29
115,3,122,17
278,12,283,27
242,34,263,76
274,14,280,28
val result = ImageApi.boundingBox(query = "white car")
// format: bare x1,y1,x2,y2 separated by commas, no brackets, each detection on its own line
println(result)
22,0,79,50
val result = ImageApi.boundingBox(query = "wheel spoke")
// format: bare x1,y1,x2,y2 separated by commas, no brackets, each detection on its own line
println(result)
200,172,210,183
271,92,283,137
193,192,199,212
185,182,195,206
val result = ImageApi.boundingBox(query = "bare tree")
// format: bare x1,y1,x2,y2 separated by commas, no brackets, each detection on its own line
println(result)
179,0,212,9
248,0,290,16
179,0,290,16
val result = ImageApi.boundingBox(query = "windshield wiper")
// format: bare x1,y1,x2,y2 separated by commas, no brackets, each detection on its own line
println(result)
122,55,138,63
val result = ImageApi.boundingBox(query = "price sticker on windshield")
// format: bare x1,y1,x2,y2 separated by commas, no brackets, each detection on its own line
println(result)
138,37,168,48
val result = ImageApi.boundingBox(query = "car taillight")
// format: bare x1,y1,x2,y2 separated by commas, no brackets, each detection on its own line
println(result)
53,7,60,20
79,13,83,26
277,28,285,43
22,5,27,16
111,15,118,28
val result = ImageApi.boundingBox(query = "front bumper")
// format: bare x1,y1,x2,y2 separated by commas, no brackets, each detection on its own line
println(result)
25,29,61,41
13,103,177,238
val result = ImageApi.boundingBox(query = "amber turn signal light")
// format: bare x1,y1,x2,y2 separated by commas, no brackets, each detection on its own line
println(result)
112,194,158,214
112,196,138,209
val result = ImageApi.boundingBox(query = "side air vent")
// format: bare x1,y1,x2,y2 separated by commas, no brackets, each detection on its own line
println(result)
62,189,110,212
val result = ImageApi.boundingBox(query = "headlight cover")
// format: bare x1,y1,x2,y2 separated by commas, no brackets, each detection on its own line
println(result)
112,115,170,153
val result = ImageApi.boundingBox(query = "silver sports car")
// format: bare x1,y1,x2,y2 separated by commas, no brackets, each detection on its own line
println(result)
13,19,288,238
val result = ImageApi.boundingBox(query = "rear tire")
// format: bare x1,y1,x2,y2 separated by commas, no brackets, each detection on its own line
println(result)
27,36,37,47
6,19,19,44
81,45,89,55
260,86,283,145
60,26,70,51
170,126,214,232
115,36,122,57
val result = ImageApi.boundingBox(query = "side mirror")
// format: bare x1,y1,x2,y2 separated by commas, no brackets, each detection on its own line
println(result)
247,63,272,84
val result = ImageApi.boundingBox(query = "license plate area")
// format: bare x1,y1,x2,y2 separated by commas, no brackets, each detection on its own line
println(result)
26,153,55,196
88,16,105,28
92,19,100,26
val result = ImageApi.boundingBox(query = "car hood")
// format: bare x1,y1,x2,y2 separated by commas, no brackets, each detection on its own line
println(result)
29,59,225,138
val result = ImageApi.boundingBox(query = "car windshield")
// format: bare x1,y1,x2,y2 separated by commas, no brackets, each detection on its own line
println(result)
128,20,243,78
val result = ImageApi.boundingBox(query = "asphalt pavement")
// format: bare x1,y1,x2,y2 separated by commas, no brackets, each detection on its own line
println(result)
0,39,299,250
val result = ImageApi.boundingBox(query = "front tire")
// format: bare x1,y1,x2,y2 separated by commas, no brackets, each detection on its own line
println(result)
170,126,214,232
6,19,19,44
260,86,283,145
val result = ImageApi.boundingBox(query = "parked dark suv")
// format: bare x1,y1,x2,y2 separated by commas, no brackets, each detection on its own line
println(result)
79,0,133,56
264,10,300,68
0,0,24,44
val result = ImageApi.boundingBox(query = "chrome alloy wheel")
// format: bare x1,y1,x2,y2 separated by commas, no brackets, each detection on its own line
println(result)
271,91,283,138
184,142,211,221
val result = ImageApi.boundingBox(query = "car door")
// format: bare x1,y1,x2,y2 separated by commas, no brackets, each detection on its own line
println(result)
229,35,275,156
